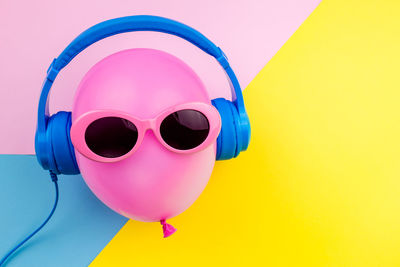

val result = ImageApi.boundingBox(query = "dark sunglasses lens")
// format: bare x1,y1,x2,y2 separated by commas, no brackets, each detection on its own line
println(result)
160,109,210,150
85,117,138,158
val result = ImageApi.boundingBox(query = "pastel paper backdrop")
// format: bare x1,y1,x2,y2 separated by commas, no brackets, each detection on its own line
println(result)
0,0,320,154
0,1,321,266
5,1,399,266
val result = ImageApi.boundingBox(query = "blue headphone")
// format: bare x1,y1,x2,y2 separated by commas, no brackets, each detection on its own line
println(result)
35,15,251,175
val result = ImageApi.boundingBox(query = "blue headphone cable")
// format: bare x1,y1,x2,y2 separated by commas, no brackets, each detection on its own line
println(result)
0,171,59,266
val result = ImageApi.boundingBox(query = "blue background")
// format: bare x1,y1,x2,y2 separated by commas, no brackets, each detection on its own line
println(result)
0,155,128,266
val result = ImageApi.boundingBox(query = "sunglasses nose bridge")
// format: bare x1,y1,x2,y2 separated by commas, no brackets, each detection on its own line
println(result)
141,118,157,133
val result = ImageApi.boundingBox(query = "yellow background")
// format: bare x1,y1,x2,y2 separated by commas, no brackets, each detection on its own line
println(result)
91,1,400,266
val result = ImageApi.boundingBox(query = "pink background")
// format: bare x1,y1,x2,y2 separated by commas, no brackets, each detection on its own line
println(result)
0,0,320,154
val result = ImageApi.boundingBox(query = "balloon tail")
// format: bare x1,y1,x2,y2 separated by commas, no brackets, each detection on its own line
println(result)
160,219,176,238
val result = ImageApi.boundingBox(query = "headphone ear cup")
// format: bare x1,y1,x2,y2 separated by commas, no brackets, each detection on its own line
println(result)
212,98,238,160
49,111,80,174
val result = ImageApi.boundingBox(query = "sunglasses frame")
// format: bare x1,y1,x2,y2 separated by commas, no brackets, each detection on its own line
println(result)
70,102,221,163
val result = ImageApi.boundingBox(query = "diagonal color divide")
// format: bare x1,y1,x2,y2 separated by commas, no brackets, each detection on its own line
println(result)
90,1,400,266
0,0,320,154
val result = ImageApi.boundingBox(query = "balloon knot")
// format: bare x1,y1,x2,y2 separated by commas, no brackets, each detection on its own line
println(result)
160,219,176,238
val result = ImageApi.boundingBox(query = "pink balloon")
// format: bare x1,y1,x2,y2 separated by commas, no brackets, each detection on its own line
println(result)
71,49,216,225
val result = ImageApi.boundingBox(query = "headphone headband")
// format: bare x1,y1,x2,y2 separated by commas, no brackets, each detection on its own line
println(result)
54,16,222,70
37,15,246,138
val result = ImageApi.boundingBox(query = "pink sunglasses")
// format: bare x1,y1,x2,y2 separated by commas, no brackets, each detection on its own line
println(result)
70,102,221,163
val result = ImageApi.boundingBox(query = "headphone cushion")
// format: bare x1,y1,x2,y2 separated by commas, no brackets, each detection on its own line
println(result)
49,112,80,174
212,98,238,160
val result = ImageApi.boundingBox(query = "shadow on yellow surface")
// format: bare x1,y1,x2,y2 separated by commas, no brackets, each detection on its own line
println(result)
91,1,400,266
